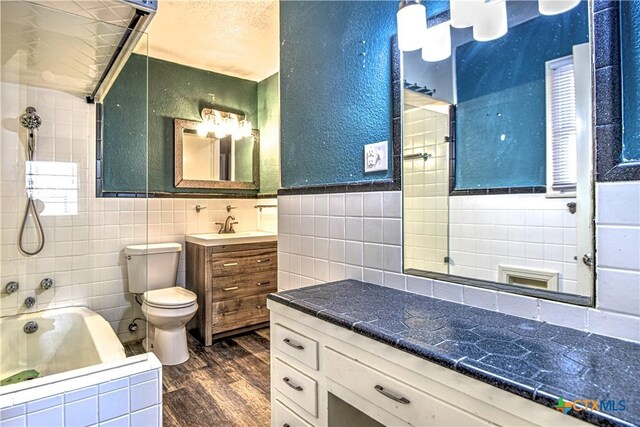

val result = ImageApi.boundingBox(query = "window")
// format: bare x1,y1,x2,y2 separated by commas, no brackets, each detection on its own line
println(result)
26,161,78,216
546,56,577,194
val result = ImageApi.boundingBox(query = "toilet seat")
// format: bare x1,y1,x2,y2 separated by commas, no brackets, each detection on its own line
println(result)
143,287,196,309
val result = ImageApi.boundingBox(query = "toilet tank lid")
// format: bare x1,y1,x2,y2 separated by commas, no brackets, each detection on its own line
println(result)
125,243,182,255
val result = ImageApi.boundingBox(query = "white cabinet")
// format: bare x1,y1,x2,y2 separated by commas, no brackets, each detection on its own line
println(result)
268,301,587,427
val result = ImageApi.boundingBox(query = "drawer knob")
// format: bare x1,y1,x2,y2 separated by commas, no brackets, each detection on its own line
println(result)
283,424,290,427
256,258,270,264
283,377,303,392
223,262,239,267
374,385,410,405
256,304,264,309
256,281,271,287
223,286,239,291
283,338,304,350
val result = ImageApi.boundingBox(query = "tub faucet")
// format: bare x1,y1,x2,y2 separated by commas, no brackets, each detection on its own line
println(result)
216,215,238,234
24,296,36,309
5,281,19,294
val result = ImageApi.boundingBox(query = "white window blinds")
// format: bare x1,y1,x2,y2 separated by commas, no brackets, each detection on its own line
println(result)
548,57,578,191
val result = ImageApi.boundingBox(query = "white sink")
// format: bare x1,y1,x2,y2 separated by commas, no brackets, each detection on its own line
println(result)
186,231,277,246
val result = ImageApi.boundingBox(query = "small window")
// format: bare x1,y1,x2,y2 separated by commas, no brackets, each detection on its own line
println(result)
546,56,577,195
26,161,78,216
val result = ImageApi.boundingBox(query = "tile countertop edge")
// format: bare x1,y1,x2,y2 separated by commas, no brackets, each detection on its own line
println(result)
266,281,640,427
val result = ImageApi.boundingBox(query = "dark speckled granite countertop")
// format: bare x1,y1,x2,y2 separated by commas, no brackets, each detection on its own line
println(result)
268,280,640,427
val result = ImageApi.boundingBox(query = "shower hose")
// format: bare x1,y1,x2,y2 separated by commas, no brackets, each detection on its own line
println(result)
18,127,45,256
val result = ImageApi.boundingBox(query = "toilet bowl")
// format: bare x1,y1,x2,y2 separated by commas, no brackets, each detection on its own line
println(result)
141,287,197,365
125,243,197,366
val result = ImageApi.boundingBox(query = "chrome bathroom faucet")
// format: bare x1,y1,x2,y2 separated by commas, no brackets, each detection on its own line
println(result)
216,215,238,234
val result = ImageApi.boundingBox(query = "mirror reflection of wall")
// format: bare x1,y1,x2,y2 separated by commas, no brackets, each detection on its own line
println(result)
402,0,594,300
101,1,280,195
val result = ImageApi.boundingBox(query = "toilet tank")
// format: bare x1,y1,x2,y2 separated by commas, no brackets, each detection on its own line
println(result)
125,243,182,294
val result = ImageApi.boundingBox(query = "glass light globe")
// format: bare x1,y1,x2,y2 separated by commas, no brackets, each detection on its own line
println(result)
538,0,580,15
473,0,508,42
422,22,451,62
450,0,482,28
397,1,427,51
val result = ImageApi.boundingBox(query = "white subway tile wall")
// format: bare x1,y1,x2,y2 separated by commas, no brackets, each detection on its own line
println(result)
403,104,449,274
449,194,578,293
0,82,276,342
279,189,640,343
0,356,162,427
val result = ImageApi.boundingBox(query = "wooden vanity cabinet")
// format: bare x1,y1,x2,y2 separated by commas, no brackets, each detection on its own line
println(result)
186,240,277,345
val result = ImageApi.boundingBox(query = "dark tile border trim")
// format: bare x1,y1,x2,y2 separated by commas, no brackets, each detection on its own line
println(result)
594,0,640,181
95,104,272,199
277,36,402,196
450,186,546,196
405,269,592,307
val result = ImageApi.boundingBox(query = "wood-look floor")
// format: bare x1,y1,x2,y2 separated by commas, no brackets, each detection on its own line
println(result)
125,328,271,427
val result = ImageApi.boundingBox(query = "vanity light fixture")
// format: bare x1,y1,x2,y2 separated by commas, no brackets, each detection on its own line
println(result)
196,108,252,140
450,0,482,28
538,0,580,15
473,0,508,42
421,21,452,62
397,0,427,51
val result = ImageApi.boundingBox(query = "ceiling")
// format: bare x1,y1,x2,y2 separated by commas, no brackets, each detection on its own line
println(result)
135,0,279,82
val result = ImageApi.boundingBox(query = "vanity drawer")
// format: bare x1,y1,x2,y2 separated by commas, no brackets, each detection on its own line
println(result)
211,293,270,332
273,357,318,418
325,347,492,427
272,398,312,427
273,323,319,370
212,271,277,300
210,249,277,277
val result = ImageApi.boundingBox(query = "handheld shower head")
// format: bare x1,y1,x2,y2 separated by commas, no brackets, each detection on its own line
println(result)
20,107,42,130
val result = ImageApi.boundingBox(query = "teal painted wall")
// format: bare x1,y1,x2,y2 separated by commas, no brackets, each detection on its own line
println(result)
258,73,280,194
280,1,397,187
103,54,148,192
103,54,261,194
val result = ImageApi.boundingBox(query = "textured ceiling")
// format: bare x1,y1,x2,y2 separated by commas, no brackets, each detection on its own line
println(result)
136,0,279,82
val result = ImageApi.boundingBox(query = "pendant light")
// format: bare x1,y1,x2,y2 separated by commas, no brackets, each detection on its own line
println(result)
397,0,427,51
473,0,508,42
538,0,580,15
422,22,451,62
450,0,482,29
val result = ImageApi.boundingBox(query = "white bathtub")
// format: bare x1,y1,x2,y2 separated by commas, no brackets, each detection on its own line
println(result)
0,306,126,383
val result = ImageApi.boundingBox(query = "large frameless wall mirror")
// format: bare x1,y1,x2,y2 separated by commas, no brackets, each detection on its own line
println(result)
401,0,594,304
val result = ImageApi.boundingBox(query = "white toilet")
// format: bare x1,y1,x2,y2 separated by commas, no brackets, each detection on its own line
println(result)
125,243,197,366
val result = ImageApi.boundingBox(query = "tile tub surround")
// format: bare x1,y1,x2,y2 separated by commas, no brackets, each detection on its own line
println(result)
268,280,640,427
0,354,162,427
277,189,640,343
0,82,277,342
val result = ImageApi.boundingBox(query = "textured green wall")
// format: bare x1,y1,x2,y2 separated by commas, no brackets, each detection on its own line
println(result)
103,54,263,194
258,73,280,194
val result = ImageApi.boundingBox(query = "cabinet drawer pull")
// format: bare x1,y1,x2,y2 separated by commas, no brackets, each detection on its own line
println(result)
256,281,271,287
374,385,410,404
223,262,238,267
283,338,304,350
223,286,239,291
256,304,264,309
222,310,239,316
283,424,290,427
283,377,303,391
256,258,270,264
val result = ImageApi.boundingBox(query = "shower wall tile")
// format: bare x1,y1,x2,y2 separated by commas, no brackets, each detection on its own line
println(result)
0,82,276,343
